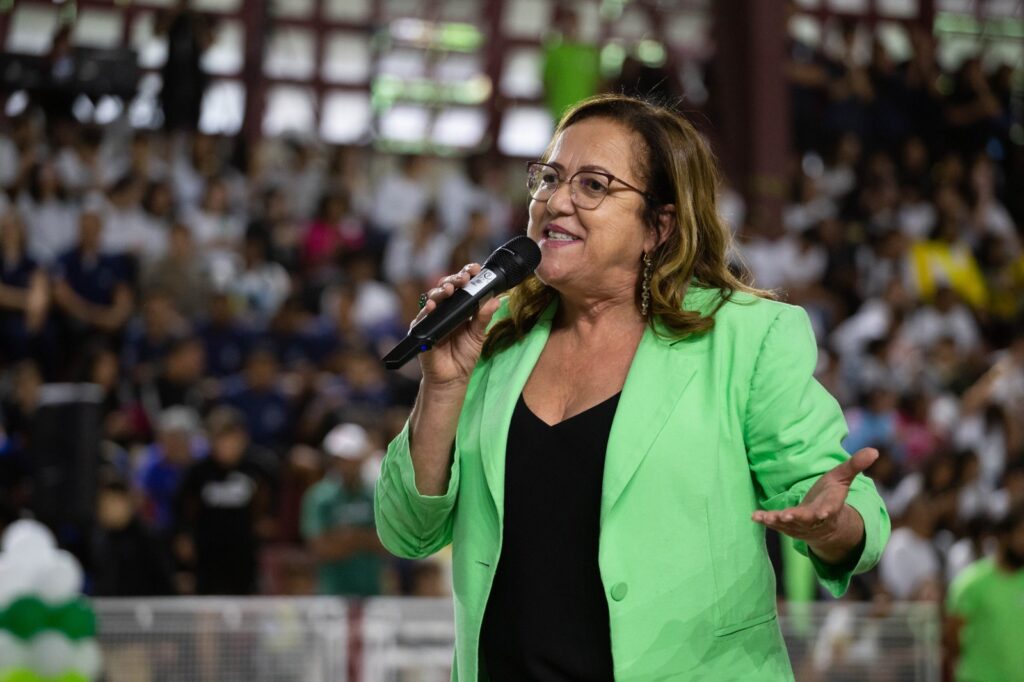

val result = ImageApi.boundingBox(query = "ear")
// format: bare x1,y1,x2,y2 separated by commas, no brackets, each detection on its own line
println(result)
645,205,676,253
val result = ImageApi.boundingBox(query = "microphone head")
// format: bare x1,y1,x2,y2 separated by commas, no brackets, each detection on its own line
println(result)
483,235,541,288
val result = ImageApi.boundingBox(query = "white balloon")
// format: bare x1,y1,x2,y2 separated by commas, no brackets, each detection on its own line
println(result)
1,519,56,553
37,549,84,603
0,556,35,608
74,639,103,678
29,632,75,678
0,631,30,668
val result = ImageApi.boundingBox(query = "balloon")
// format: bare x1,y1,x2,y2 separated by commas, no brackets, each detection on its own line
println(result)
72,639,102,678
0,631,29,668
36,551,83,604
28,632,74,678
0,559,34,610
0,521,55,554
48,601,97,640
0,670,43,682
2,545,58,601
1,597,48,640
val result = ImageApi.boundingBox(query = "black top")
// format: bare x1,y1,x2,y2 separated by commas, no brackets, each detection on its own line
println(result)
480,392,620,682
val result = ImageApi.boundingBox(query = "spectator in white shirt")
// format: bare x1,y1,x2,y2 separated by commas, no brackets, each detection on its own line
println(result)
879,495,942,600
370,155,431,236
187,176,245,285
17,160,79,265
101,175,168,262
898,286,981,355
382,206,453,289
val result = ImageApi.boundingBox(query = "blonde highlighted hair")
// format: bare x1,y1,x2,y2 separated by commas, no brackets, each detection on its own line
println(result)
482,94,773,358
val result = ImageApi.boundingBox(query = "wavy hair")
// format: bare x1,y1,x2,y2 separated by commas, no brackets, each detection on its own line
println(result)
482,94,773,358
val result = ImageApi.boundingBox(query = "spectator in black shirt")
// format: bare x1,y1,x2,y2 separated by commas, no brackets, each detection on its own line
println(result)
140,335,207,423
175,406,275,595
91,478,176,596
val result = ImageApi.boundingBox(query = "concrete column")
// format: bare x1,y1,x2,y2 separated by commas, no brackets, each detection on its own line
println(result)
712,0,790,236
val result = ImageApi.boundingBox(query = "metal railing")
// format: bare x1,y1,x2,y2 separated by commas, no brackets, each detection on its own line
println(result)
92,598,940,681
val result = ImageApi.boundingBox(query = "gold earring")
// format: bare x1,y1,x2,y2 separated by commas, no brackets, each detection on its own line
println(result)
641,251,653,317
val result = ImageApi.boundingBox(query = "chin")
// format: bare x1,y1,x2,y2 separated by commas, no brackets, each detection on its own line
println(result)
534,264,569,290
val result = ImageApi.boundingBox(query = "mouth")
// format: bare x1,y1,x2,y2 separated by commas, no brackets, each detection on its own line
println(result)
542,225,582,243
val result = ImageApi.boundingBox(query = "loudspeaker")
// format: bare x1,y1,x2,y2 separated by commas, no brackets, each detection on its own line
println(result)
29,383,104,528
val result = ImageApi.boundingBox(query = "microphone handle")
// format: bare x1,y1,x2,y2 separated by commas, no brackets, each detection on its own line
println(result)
382,281,500,370
413,288,483,346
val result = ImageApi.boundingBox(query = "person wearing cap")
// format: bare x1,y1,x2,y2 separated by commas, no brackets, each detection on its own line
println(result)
301,422,385,596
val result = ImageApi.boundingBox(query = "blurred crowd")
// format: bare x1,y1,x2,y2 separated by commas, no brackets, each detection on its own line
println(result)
765,21,1023,680
765,21,1023,604
0,107,517,598
0,18,1021,635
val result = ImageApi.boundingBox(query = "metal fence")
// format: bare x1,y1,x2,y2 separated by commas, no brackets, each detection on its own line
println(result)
92,598,940,681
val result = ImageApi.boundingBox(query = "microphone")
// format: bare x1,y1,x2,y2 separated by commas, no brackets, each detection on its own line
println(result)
382,235,541,370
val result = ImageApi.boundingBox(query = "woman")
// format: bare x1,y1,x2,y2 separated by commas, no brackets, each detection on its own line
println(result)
17,159,78,265
0,210,50,365
374,95,890,680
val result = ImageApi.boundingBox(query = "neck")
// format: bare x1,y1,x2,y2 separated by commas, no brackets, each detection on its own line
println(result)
555,289,645,345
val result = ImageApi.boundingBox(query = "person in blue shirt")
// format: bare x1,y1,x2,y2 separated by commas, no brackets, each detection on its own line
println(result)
0,210,49,365
198,291,252,378
135,406,206,536
51,211,134,377
220,347,293,455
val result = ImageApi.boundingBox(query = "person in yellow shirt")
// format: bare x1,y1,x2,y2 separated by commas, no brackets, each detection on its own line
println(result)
908,218,987,309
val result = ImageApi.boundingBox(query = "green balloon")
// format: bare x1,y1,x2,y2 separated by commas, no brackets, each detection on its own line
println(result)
0,598,48,640
47,601,96,640
0,669,45,682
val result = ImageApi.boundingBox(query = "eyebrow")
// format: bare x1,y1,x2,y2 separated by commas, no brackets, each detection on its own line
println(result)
546,161,619,176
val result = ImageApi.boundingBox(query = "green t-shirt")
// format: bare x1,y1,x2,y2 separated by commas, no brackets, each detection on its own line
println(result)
300,477,382,596
946,557,1024,682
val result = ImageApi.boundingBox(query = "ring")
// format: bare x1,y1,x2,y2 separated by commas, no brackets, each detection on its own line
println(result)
418,293,428,309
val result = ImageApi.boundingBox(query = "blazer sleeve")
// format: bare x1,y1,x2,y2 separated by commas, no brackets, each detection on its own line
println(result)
373,420,460,559
743,304,891,597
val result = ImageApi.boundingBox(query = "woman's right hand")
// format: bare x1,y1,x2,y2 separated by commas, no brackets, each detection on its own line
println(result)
413,263,502,388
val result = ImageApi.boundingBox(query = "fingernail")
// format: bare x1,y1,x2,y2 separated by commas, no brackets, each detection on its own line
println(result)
782,514,793,522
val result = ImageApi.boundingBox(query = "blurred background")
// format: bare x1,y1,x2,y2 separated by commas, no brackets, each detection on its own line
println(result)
0,0,1022,680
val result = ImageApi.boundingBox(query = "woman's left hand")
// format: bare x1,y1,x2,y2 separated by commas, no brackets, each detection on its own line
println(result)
751,448,878,565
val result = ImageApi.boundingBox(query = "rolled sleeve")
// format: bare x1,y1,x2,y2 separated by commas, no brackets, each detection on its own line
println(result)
374,419,460,559
744,304,891,597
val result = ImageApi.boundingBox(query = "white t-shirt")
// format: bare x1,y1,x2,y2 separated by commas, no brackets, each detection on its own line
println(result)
879,527,940,599
17,195,79,265
370,172,430,234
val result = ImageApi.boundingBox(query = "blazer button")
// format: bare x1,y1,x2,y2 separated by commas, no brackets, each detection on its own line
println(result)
610,582,628,601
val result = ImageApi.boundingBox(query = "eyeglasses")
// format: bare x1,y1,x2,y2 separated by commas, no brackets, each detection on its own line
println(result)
526,161,653,210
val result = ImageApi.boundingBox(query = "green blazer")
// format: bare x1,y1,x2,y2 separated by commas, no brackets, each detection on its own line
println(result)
375,286,890,680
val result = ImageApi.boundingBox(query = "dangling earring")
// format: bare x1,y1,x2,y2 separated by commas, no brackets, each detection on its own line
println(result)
640,251,653,317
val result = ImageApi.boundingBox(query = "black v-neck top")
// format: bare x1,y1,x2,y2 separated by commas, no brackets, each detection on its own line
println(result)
479,391,620,682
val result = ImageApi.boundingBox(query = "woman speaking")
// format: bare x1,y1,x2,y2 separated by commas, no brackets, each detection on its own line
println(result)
374,94,890,680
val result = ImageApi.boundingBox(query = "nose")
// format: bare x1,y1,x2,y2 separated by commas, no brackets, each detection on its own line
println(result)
545,179,575,215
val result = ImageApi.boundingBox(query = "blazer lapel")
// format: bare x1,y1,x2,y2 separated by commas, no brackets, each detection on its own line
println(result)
601,324,701,523
479,301,557,519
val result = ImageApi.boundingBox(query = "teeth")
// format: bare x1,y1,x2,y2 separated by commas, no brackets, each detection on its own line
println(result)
547,231,577,241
